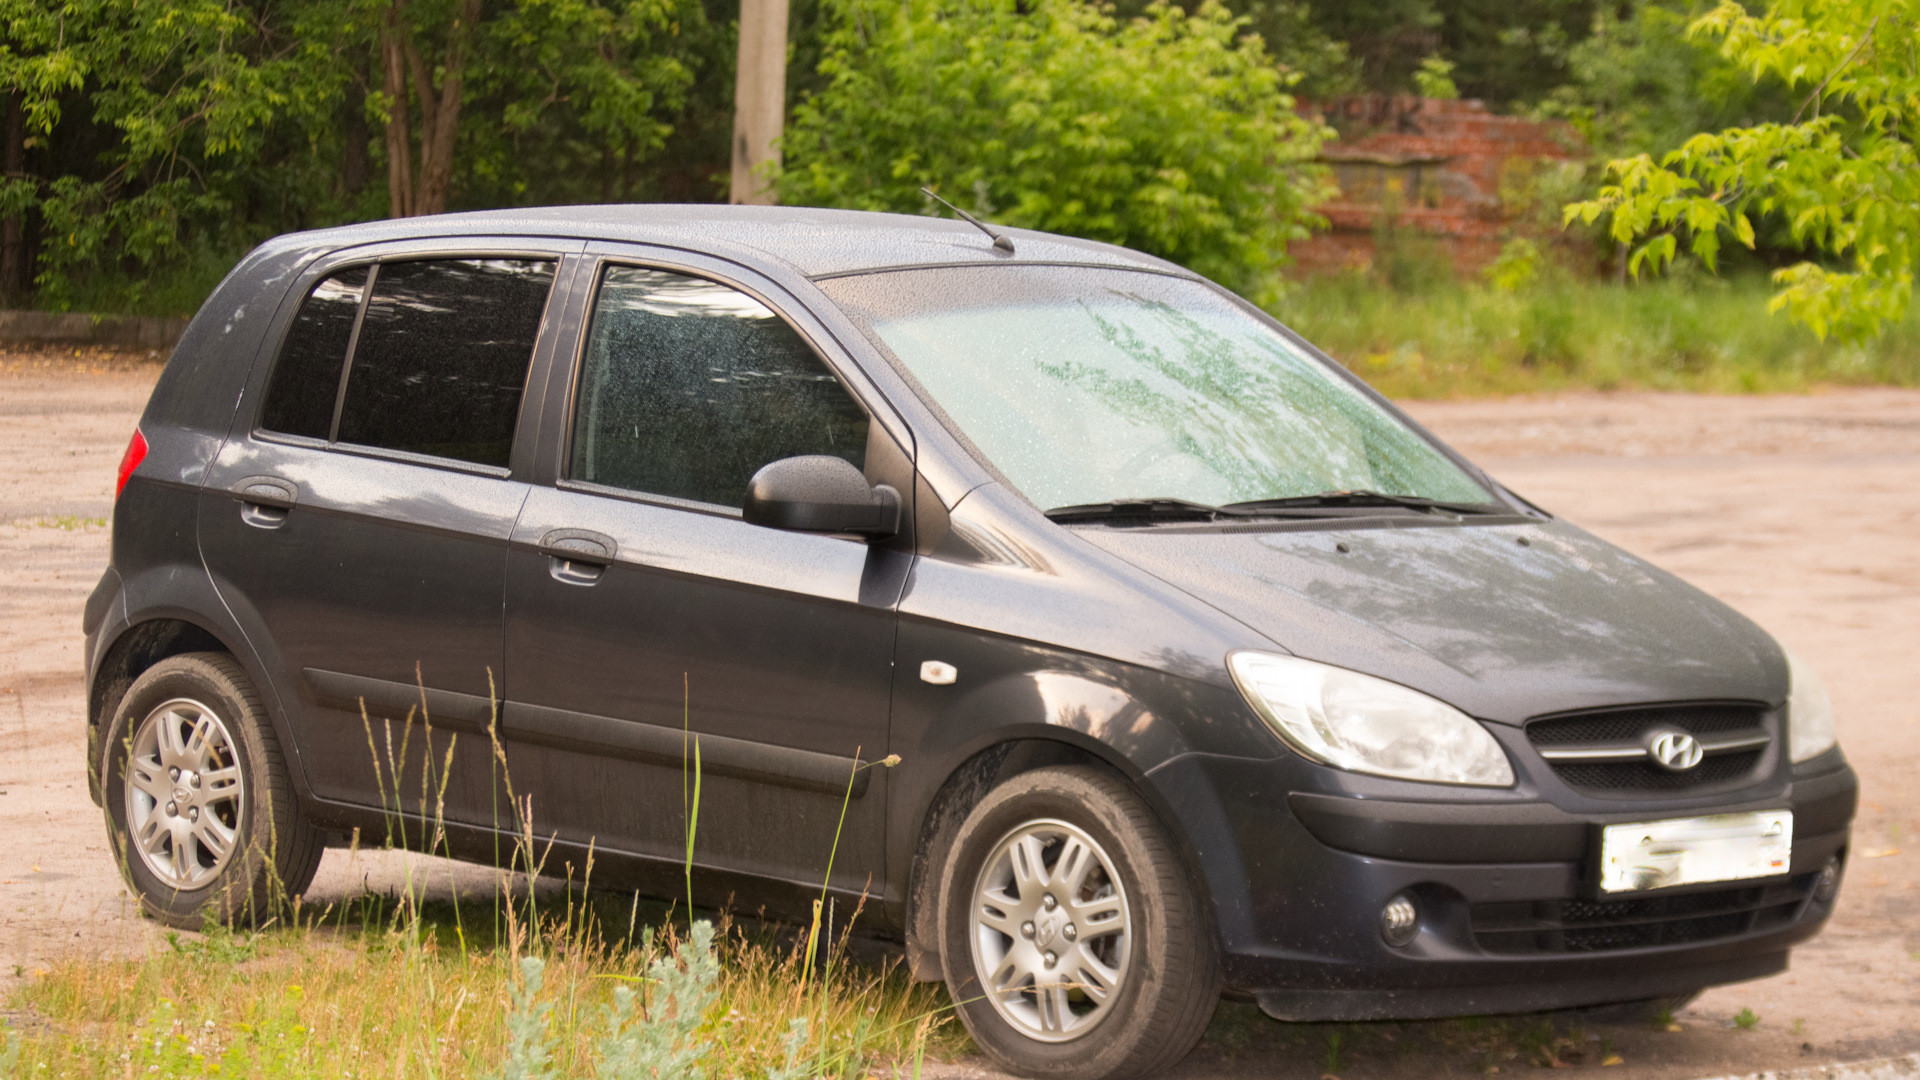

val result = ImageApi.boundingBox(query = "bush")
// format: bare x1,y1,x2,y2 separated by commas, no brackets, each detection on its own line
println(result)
779,0,1333,298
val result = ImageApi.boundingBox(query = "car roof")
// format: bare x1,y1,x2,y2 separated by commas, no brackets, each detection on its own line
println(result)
261,204,1194,281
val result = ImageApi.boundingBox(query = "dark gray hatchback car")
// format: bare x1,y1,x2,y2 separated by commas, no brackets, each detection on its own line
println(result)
89,205,1855,1080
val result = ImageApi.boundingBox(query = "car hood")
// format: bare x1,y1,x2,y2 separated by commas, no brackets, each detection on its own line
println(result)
1076,518,1784,724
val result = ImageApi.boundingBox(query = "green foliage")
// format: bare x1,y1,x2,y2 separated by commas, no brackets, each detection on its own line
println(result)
0,0,698,313
1413,54,1460,98
592,921,723,1079
492,957,561,1080
450,0,698,208
1485,237,1541,292
1533,0,1796,158
1733,1006,1760,1031
1300,0,1593,104
1565,0,1919,341
779,0,1334,298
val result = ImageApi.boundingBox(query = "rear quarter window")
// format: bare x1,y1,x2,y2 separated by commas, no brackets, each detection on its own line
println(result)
260,267,369,439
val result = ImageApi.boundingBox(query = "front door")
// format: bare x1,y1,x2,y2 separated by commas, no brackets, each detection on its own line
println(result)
502,262,906,907
201,253,565,829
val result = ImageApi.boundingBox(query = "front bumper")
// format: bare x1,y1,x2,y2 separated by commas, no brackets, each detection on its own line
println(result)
1146,753,1857,1022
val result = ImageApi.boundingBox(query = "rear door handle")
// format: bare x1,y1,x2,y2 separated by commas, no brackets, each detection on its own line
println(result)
537,528,617,585
231,475,297,528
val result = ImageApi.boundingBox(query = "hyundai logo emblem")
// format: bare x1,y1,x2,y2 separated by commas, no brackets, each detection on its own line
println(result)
1647,729,1704,771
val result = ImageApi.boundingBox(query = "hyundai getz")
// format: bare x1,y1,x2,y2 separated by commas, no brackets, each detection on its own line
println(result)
88,206,1855,1080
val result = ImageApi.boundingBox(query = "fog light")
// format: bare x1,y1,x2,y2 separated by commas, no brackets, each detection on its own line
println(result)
1813,856,1842,903
1379,893,1419,946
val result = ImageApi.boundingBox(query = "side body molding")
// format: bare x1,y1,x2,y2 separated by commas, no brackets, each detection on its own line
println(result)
501,702,872,798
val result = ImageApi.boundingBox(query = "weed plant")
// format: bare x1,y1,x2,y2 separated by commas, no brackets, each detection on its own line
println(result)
4,687,959,1076
1270,268,1920,399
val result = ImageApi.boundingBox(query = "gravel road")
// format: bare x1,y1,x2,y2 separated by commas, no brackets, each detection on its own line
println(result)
2,352,1915,1078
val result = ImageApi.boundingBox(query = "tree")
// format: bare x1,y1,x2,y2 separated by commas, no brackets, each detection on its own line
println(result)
375,0,693,216
1565,0,1918,341
0,0,694,309
779,0,1333,296
1534,0,1797,159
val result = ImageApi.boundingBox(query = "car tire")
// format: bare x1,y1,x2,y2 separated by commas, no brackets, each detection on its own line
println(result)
937,765,1218,1080
99,652,324,928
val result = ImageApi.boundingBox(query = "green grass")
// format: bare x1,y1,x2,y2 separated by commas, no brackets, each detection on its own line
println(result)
8,516,108,531
1268,272,1920,399
0,896,959,1077
0,698,958,1078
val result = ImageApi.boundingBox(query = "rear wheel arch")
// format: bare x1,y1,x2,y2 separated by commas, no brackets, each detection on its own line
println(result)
88,618,233,802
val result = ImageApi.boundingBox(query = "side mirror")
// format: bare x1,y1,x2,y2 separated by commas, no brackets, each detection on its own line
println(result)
743,456,901,537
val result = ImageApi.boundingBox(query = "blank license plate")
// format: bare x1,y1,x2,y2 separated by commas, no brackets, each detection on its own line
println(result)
1599,811,1793,893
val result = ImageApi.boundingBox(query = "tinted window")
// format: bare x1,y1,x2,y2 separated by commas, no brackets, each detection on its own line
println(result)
336,259,555,467
570,267,869,508
261,267,368,439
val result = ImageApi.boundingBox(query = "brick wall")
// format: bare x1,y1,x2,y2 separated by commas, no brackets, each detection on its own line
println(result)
1291,96,1584,277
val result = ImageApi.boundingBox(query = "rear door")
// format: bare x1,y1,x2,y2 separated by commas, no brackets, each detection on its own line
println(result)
501,252,914,906
200,244,576,827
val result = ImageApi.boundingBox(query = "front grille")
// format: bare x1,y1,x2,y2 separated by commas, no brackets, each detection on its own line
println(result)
1471,874,1814,955
1526,702,1772,797
1528,705,1761,746
1552,751,1764,792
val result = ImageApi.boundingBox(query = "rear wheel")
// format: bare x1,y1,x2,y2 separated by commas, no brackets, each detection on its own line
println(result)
100,653,323,927
937,766,1218,1080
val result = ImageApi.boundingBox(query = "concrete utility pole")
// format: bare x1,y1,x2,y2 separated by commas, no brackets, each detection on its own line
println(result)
730,0,789,205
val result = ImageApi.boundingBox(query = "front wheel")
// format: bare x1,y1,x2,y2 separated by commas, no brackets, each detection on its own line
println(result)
99,652,323,928
937,766,1219,1080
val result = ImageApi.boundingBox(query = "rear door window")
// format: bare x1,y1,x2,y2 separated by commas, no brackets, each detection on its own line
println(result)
259,257,556,468
569,266,869,508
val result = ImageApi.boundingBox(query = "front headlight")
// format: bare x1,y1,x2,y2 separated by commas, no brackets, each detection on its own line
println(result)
1786,649,1838,762
1227,652,1514,786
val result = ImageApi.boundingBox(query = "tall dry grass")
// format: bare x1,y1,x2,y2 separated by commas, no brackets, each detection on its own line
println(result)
6,695,959,1077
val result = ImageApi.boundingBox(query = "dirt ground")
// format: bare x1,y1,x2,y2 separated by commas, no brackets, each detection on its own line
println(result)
2,351,1916,1078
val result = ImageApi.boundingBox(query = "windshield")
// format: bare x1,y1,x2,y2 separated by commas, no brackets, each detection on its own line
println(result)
819,266,1493,512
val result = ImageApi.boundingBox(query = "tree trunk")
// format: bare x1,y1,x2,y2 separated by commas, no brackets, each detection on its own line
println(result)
731,0,789,205
381,0,477,218
2,92,25,303
381,2,414,218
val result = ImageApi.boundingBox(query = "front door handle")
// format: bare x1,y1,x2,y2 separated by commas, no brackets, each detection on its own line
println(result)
231,475,297,529
537,528,617,585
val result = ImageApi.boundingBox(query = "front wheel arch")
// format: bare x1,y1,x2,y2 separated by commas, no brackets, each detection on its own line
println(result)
903,737,1207,983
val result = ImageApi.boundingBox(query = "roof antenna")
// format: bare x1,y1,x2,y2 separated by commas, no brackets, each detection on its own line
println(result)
921,186,1016,254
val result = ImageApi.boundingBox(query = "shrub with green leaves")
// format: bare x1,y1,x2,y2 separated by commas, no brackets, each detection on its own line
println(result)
779,0,1333,297
1565,0,1919,342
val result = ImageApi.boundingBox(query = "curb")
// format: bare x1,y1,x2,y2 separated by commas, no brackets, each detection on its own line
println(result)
1695,1055,1920,1080
0,309,188,350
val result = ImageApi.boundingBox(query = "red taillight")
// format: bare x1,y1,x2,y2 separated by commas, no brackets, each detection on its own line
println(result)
116,428,148,499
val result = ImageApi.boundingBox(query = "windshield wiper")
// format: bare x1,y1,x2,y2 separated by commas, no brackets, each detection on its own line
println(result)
1224,490,1505,515
1045,491,1506,526
1044,498,1231,524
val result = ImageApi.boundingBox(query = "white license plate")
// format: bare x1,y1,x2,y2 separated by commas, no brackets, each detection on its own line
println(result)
1599,811,1793,894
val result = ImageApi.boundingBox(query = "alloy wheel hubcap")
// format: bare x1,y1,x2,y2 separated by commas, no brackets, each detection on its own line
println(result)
123,698,245,889
969,818,1132,1043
